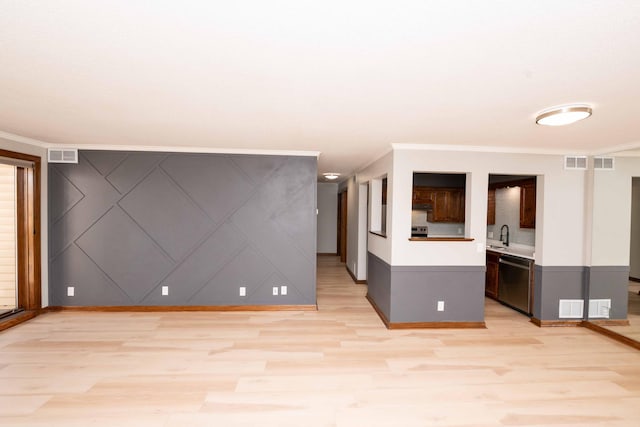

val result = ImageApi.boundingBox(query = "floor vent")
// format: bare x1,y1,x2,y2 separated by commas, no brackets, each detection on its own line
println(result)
558,299,584,318
48,148,78,164
564,155,587,170
593,157,615,170
588,299,611,318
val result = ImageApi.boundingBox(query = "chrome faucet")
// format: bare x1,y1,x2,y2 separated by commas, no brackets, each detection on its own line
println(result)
499,224,510,247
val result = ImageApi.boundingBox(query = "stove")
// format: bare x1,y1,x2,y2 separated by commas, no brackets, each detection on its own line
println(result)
411,226,428,237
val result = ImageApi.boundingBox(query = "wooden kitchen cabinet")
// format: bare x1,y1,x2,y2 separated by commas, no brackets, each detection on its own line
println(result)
487,188,496,225
412,186,465,223
519,178,536,229
485,251,500,299
412,186,432,204
427,188,465,223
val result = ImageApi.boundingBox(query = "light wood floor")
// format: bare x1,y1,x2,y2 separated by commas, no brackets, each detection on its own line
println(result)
603,282,640,342
1,256,639,426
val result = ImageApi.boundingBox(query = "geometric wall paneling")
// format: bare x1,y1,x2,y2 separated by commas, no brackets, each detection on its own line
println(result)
75,207,174,302
118,168,213,261
144,223,247,305
48,167,84,224
159,155,255,224
192,245,275,304
229,154,286,185
83,151,128,177
49,244,132,306
49,151,317,307
105,152,167,194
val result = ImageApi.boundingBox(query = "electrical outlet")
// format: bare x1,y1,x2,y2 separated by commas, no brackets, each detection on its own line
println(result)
272,287,279,296
280,285,287,295
488,231,494,238
239,286,246,297
161,286,169,296
437,301,445,311
67,286,75,297
457,228,462,234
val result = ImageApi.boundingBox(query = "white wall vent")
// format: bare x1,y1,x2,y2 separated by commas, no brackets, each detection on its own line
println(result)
564,155,587,170
588,299,611,318
48,148,78,164
558,299,584,318
593,157,615,170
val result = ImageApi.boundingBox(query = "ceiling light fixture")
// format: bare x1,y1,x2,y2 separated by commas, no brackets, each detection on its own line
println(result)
535,105,592,126
323,173,340,180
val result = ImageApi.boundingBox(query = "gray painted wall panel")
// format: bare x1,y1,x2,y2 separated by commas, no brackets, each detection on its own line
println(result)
366,252,484,324
587,266,630,320
390,267,485,323
49,151,317,307
367,252,391,320
533,265,585,320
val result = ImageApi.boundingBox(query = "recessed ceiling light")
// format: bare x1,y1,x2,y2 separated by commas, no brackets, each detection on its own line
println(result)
323,173,340,180
536,105,592,126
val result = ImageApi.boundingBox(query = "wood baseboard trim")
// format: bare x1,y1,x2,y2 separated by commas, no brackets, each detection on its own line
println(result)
530,317,582,327
47,305,318,312
581,321,640,351
317,253,338,256
0,310,39,332
588,319,631,327
388,321,486,330
346,266,367,284
366,295,485,329
629,276,640,283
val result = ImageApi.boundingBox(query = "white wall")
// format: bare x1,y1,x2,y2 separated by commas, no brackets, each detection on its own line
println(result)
631,178,640,278
0,136,48,306
316,182,338,254
591,156,640,266
349,151,393,266
387,148,586,266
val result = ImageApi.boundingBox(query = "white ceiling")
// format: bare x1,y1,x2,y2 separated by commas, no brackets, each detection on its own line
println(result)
1,1,640,181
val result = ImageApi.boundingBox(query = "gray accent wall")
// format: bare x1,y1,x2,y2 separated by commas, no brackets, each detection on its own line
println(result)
367,252,485,324
49,151,317,307
587,266,630,320
533,265,585,321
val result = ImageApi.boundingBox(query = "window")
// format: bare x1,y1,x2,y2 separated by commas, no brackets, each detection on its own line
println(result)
411,172,466,238
370,176,387,237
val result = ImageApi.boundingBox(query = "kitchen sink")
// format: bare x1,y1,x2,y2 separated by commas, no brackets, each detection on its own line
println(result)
487,245,506,250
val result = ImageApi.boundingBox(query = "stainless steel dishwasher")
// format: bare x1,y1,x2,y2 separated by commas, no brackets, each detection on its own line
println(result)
498,254,532,315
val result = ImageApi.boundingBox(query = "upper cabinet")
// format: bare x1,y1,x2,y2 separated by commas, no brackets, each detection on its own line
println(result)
412,186,465,223
487,188,496,225
519,178,536,229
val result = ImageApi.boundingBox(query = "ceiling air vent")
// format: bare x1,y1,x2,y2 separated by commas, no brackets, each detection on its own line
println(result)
564,155,587,170
593,157,615,170
48,149,78,164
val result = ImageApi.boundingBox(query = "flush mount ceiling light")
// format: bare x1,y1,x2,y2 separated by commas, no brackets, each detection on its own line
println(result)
323,173,340,180
535,105,592,126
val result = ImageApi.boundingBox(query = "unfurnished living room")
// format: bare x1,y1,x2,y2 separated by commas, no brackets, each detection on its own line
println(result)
1,1,640,426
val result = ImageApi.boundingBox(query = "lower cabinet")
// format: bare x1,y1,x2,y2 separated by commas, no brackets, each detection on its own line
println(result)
485,251,500,299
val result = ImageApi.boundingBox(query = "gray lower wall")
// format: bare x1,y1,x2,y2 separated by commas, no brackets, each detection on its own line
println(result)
367,252,485,324
587,266,630,320
533,265,586,321
533,265,630,321
49,151,317,306
366,252,391,320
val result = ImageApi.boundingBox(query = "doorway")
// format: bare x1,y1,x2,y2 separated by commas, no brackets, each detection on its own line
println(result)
337,190,347,263
0,149,41,321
